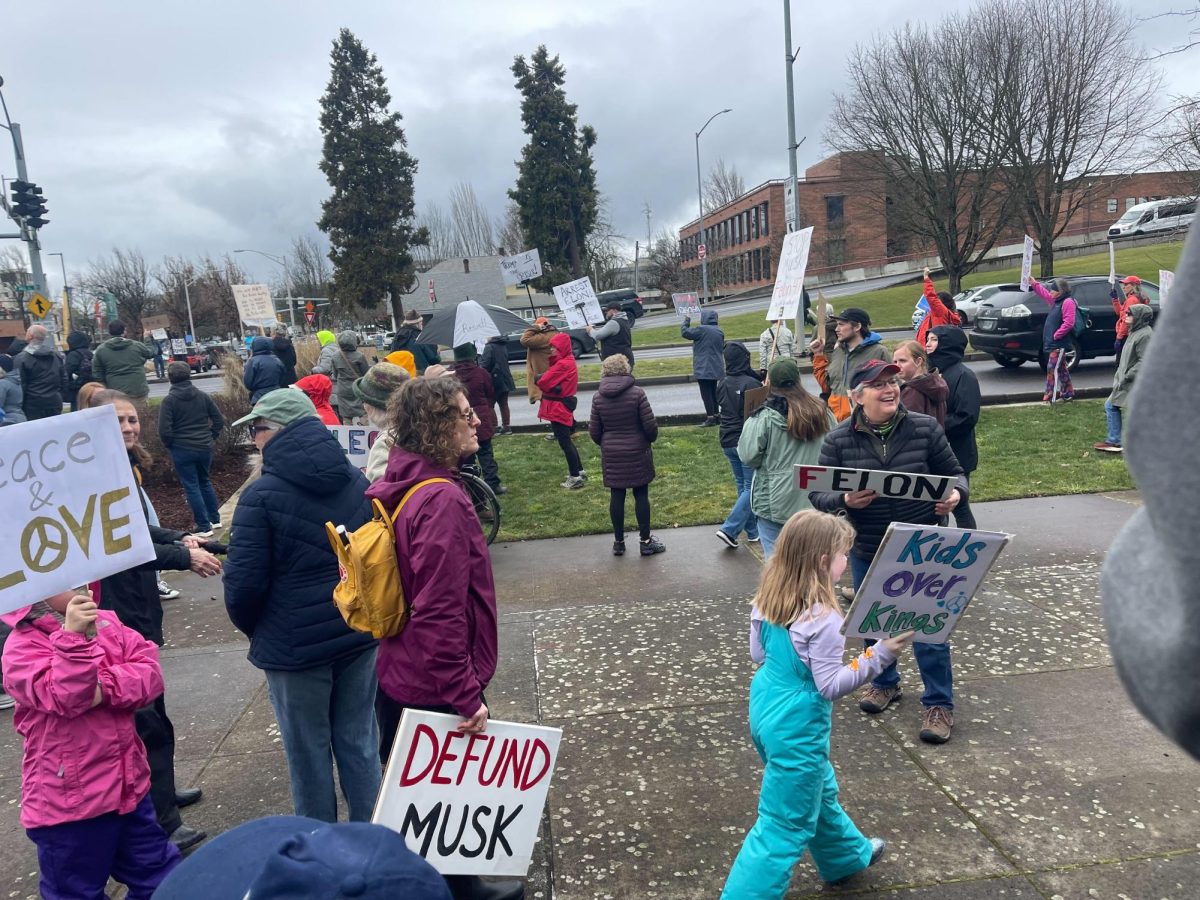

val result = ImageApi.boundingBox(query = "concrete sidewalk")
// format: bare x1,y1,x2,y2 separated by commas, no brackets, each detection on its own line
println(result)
1,491,1197,898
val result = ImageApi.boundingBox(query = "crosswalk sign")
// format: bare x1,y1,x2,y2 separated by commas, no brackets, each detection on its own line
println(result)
27,293,51,318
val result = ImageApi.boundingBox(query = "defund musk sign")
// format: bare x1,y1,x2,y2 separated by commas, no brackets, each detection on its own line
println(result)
841,523,1011,644
0,407,155,615
374,711,563,876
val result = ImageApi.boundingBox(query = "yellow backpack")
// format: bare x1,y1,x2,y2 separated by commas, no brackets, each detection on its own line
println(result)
324,478,449,639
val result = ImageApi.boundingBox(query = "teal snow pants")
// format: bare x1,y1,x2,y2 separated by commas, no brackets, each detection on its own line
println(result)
721,621,872,898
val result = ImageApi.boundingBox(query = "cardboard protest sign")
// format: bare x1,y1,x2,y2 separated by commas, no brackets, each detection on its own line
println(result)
765,226,813,321
1159,269,1174,306
1020,235,1035,291
499,249,542,286
327,424,382,471
742,384,769,420
231,284,277,328
151,327,169,341
374,711,562,876
1108,242,1117,286
842,523,1010,643
795,464,955,502
552,276,603,329
170,339,187,355
671,292,701,322
0,407,156,616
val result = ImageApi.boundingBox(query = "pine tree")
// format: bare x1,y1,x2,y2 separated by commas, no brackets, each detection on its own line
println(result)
318,29,427,322
509,46,598,283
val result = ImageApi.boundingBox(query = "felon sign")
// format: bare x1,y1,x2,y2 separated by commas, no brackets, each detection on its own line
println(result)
796,465,955,503
0,407,155,615
374,711,562,876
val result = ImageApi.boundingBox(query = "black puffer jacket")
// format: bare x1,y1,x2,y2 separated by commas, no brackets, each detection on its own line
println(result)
159,381,225,452
809,406,967,557
272,334,298,386
716,342,763,449
589,374,658,489
928,326,980,473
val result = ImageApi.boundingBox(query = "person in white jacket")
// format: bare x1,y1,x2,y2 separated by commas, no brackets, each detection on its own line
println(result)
758,322,795,370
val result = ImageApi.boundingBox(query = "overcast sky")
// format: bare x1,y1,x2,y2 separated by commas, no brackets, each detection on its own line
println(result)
3,0,1198,298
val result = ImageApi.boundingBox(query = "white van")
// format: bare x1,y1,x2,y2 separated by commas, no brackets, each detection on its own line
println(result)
1108,197,1196,239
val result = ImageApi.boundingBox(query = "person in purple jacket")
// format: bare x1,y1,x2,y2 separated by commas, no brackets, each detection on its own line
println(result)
365,376,522,900
1028,277,1078,403
450,342,503,494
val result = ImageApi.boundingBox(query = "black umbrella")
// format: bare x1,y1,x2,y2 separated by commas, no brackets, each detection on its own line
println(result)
416,301,530,348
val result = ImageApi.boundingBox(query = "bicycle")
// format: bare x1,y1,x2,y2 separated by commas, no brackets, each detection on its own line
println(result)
460,464,501,545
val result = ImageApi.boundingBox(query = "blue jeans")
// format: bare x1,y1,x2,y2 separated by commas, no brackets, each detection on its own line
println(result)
719,447,758,541
169,447,221,530
757,518,784,559
851,551,953,710
1104,400,1122,446
264,647,381,822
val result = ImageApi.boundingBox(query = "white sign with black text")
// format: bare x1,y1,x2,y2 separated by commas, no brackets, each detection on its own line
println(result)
765,226,813,321
552,276,603,329
232,283,277,328
795,465,955,503
1020,235,1035,292
499,249,543,286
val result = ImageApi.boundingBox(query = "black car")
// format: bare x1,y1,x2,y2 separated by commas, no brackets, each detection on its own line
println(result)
968,275,1159,371
498,316,597,363
596,288,645,320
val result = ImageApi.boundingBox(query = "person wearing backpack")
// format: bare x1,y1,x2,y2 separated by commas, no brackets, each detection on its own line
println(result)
222,389,380,825
64,330,97,411
1029,277,1078,402
364,377,523,900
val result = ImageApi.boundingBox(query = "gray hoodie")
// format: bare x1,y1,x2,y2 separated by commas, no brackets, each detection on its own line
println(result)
0,373,25,423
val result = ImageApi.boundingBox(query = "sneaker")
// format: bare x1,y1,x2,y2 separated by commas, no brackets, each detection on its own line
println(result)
828,837,886,885
639,535,666,556
193,528,214,538
0,692,14,710
1093,441,1122,452
699,416,718,427
211,518,223,528
919,706,954,744
158,580,181,601
613,540,625,556
746,535,761,543
577,470,588,481
493,484,507,496
715,530,739,549
561,475,586,490
544,433,556,441
859,684,902,714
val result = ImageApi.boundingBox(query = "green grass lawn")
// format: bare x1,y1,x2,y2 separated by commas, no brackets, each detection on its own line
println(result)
491,399,1133,542
511,356,698,389
633,240,1184,348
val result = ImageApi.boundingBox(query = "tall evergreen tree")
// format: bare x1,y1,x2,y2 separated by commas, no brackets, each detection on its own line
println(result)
318,29,427,322
509,46,598,282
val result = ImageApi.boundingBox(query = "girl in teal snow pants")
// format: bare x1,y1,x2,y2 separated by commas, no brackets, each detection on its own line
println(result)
722,510,913,898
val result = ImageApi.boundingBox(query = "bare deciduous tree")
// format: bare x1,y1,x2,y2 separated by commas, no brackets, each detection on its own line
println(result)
1139,7,1200,58
415,202,455,265
703,158,746,213
993,0,1163,275
495,201,526,257
646,228,688,295
448,182,496,256
1153,95,1200,196
827,14,1021,292
584,195,629,291
85,248,159,338
285,234,334,298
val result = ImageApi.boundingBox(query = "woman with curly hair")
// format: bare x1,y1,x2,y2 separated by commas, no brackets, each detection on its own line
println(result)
365,377,519,900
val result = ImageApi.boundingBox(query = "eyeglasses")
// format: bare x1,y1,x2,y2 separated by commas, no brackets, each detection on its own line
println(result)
861,378,900,391
248,424,275,437
458,408,480,424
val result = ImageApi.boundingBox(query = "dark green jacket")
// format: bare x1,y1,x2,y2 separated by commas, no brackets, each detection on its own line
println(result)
93,336,155,398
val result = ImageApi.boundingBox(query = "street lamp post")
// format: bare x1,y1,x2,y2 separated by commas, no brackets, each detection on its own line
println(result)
180,277,197,346
234,249,295,329
0,76,48,298
46,251,70,337
695,108,732,305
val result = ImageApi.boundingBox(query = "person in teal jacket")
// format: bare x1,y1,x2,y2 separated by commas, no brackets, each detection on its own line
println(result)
721,511,912,898
736,357,836,558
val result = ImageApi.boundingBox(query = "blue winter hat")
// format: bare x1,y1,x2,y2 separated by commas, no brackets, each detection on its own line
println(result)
154,815,450,900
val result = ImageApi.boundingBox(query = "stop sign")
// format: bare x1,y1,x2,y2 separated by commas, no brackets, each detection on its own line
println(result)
698,243,707,261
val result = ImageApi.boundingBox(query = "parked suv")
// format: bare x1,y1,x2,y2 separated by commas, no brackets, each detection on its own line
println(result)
968,275,1159,371
596,288,645,320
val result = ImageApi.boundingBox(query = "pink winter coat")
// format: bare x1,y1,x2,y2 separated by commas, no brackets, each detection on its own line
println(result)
1,607,163,829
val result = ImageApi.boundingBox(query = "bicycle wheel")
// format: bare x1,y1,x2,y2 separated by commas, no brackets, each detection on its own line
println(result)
461,472,501,545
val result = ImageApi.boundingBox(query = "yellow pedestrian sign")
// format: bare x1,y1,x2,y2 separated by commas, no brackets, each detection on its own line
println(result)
27,293,51,318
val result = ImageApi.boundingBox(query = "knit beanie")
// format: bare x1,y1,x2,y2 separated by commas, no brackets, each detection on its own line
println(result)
352,362,410,408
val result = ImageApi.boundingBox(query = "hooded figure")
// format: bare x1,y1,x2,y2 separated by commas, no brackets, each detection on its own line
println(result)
535,333,579,428
0,353,25,423
1097,302,1155,453
312,330,341,403
327,331,370,422
13,329,64,419
387,311,440,373
899,369,949,426
682,309,726,423
716,342,764,450
1102,232,1197,760
927,326,980,476
293,374,340,425
64,330,96,410
242,336,286,405
271,329,298,386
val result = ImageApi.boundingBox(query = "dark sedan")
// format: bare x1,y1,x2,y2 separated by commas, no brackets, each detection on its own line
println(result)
498,316,597,362
969,275,1159,371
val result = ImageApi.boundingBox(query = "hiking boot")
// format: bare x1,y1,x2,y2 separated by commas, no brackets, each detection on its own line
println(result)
919,706,954,744
1093,441,1122,452
827,837,886,885
715,530,739,549
613,540,625,556
639,535,666,556
577,470,588,480
859,684,902,714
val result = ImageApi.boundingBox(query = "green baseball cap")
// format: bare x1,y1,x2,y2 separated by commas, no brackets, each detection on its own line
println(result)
231,389,318,428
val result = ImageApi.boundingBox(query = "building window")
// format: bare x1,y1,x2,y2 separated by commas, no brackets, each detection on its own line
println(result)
826,238,846,267
753,249,762,280
1125,198,1136,210
734,215,741,245
1107,198,1117,214
750,207,758,240
826,195,845,226
763,249,771,279
761,201,769,235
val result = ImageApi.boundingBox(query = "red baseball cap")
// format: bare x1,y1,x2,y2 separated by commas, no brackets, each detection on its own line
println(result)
850,359,901,390
1121,275,1142,285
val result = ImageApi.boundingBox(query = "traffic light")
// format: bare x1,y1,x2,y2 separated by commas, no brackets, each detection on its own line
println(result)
10,180,48,229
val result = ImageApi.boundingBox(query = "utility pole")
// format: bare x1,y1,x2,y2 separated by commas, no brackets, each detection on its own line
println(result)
695,109,732,306
783,1,805,235
0,77,48,298
643,202,652,254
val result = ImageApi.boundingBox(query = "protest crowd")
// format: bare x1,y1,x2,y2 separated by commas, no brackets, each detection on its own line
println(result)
0,228,1188,900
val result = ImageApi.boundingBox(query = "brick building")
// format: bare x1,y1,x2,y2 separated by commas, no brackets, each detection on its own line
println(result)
679,152,1198,295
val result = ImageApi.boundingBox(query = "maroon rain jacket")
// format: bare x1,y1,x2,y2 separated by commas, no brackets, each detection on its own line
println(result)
364,447,498,718
451,359,497,442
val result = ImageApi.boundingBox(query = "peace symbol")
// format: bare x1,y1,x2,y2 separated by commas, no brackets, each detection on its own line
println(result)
22,517,70,574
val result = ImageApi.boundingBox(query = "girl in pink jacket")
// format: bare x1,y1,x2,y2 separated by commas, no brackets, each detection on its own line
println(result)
2,589,180,898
